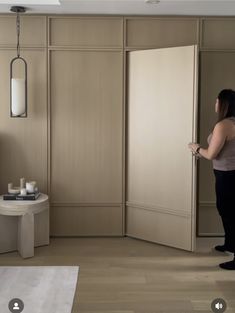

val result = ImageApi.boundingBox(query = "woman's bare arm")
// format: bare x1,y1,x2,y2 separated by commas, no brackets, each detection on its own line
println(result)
188,121,228,160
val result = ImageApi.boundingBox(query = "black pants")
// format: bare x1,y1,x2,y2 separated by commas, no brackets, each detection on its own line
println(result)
214,169,235,253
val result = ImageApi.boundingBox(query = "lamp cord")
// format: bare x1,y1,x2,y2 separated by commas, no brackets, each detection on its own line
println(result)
16,11,20,58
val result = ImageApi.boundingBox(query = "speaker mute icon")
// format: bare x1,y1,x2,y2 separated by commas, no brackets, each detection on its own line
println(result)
211,298,227,312
216,302,223,310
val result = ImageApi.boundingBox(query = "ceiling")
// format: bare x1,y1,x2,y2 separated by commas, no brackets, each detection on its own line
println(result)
0,0,235,16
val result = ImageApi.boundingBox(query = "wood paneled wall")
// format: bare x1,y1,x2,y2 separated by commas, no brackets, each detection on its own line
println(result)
48,17,124,235
0,16,46,47
49,17,123,48
0,16,48,197
125,18,198,48
0,15,234,236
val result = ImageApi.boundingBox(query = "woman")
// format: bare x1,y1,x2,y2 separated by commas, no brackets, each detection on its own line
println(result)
189,89,235,270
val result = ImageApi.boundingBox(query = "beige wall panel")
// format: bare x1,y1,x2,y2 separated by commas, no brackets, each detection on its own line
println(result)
50,205,122,236
126,206,192,251
0,16,47,47
201,19,235,49
199,52,235,235
50,50,123,203
0,49,48,194
126,18,198,48
198,203,224,236
50,17,123,47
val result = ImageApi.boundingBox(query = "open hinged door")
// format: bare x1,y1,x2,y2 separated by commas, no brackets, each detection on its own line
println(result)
126,45,198,251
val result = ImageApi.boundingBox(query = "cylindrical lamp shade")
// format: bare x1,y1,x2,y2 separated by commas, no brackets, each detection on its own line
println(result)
10,56,27,118
11,78,26,116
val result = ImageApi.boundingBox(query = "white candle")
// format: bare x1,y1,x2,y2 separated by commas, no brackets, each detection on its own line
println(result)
11,78,26,116
20,188,27,196
20,177,25,189
8,183,13,193
26,182,36,193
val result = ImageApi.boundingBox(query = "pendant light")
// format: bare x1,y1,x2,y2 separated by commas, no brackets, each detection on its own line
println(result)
10,6,27,118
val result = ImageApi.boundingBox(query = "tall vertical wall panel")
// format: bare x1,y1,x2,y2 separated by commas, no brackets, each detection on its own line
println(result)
49,17,124,235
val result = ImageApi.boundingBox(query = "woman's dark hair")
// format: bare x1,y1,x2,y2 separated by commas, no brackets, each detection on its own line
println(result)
217,89,235,122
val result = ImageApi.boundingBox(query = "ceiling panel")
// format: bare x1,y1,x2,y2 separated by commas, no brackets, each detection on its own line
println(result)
0,0,235,15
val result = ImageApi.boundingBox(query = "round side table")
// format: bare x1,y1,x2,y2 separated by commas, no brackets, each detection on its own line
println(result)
0,193,49,258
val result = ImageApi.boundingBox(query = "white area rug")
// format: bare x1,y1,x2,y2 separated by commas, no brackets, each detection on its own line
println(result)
0,266,79,313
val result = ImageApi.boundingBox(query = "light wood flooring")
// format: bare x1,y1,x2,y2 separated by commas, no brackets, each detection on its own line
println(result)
0,237,235,313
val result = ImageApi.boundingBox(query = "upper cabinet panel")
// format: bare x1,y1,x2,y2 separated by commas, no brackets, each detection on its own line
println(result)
49,17,123,48
201,19,235,49
0,16,47,47
126,18,198,48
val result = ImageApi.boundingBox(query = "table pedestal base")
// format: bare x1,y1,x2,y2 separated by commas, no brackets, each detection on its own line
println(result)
0,208,49,258
18,213,34,258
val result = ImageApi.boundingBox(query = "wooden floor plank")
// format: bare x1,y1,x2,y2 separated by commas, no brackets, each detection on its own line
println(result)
0,237,234,312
